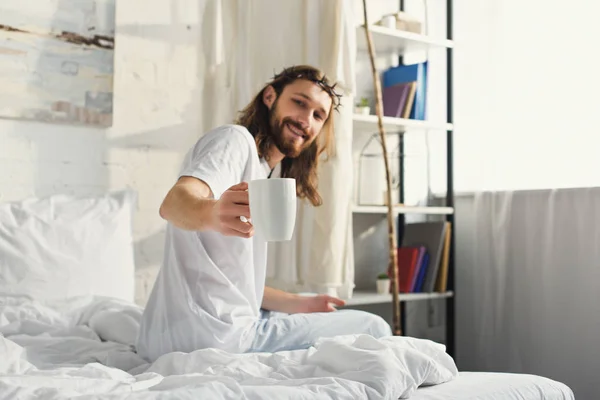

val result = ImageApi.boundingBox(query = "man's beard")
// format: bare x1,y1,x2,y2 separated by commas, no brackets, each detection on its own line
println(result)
268,107,311,158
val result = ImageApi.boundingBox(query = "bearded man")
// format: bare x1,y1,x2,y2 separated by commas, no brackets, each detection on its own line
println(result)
136,65,391,362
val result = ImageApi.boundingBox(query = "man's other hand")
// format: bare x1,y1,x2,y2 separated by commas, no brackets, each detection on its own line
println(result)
292,294,346,313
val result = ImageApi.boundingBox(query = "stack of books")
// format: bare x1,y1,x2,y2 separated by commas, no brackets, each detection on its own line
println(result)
382,61,428,121
389,221,452,293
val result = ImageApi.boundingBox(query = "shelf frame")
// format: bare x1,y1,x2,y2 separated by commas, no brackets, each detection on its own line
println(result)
445,0,456,360
352,0,455,359
344,291,454,307
353,205,454,215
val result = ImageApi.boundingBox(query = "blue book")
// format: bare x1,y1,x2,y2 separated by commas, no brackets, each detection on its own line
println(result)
414,252,429,292
382,62,428,120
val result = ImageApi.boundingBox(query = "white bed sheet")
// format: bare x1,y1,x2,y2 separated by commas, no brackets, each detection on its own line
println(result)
411,371,574,400
0,295,575,400
0,295,459,400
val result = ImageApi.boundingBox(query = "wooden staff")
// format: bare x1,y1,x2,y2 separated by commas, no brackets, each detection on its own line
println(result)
361,0,402,336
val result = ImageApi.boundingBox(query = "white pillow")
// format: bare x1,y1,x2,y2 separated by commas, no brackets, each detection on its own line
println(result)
0,190,137,302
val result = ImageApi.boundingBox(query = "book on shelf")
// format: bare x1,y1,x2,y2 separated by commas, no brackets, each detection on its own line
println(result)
382,61,428,121
382,81,417,119
391,221,452,293
435,222,452,292
393,246,421,293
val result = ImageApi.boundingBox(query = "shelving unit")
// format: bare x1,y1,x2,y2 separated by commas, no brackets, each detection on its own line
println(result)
350,1,455,358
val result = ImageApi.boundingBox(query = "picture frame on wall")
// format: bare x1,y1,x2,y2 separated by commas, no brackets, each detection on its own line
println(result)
0,0,115,128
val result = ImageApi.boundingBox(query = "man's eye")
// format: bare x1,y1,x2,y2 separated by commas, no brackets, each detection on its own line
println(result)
294,99,305,107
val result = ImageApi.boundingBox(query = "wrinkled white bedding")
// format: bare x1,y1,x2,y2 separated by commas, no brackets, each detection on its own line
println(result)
0,295,458,399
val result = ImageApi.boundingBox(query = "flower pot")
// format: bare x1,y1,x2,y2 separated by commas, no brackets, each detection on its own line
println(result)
376,279,390,295
354,106,370,115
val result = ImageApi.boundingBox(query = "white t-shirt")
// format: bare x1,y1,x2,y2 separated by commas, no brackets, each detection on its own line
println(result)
136,124,271,362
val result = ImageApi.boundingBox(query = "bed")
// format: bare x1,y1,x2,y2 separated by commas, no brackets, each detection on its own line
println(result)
0,191,575,399
0,295,574,400
411,372,573,400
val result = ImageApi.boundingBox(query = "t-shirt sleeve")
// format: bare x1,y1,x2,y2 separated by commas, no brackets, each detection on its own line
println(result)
179,126,251,199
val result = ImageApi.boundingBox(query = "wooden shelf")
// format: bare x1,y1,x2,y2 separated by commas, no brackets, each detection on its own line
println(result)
353,114,453,135
344,291,454,306
353,205,454,215
356,25,453,55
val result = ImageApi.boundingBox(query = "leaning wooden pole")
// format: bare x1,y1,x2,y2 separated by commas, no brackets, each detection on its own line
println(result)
361,0,401,336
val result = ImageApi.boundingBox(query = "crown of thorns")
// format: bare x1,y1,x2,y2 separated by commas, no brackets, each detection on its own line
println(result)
273,67,343,111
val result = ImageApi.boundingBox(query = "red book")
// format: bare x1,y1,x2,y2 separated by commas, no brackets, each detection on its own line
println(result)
389,247,420,293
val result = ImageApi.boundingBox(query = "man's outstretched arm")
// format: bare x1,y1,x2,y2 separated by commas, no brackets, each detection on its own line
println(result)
159,176,216,231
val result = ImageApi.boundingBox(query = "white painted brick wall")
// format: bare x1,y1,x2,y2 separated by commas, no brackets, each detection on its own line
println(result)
0,0,408,306
0,0,204,306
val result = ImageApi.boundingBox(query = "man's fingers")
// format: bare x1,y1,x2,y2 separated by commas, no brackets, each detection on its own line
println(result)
326,296,346,307
221,225,254,238
226,190,250,205
224,217,254,235
220,203,250,218
226,182,248,192
214,182,253,238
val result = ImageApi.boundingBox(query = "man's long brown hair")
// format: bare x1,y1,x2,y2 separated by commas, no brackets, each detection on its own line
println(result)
235,65,341,207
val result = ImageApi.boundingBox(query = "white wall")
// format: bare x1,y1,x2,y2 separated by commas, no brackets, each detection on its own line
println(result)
453,0,600,193
0,0,209,305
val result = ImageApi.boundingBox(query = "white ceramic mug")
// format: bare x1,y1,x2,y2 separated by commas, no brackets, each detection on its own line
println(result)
248,178,296,241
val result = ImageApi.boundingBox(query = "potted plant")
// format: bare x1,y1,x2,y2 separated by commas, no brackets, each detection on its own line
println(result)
354,97,371,115
376,272,391,294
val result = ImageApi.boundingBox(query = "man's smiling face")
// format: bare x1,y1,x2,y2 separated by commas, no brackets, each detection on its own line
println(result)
265,78,333,158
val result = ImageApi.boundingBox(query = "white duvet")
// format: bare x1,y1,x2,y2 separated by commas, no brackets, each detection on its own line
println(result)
0,295,458,400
